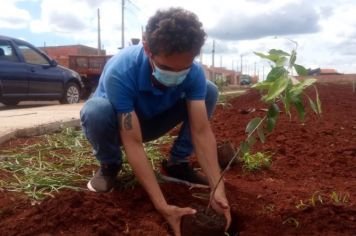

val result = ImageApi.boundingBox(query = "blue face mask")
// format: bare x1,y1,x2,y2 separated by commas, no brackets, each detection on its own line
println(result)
152,62,190,87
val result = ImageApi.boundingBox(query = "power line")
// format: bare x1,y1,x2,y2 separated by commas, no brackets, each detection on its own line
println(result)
121,0,125,48
126,0,141,13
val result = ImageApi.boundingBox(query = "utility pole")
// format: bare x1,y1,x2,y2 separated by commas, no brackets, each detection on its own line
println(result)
97,8,101,55
141,25,144,41
240,54,243,74
121,0,125,49
254,62,257,75
212,40,215,81
220,55,222,67
212,40,215,67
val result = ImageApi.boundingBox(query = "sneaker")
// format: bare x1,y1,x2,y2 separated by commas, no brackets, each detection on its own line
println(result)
87,164,121,192
160,159,209,188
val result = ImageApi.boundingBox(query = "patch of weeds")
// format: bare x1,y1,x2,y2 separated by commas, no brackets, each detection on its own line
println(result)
295,191,350,211
117,135,173,190
330,191,349,205
296,191,324,210
282,217,300,228
0,127,174,199
218,91,246,109
263,203,276,212
0,128,96,200
295,200,311,210
240,151,272,171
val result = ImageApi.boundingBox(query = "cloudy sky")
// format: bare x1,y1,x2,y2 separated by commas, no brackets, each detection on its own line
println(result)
1,0,356,76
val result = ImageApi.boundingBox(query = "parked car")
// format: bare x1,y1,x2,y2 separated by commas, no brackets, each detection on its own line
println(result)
240,74,252,85
0,35,84,106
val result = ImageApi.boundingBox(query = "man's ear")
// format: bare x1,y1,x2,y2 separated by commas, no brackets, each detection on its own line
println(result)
143,41,152,57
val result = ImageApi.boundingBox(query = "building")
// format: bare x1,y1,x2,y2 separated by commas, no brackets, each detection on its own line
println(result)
201,65,241,85
39,45,106,67
308,68,342,76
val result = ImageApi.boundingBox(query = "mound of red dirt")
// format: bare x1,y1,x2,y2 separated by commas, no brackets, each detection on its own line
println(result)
0,83,355,235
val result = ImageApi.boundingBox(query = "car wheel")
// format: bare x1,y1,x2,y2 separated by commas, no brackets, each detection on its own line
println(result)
1,100,20,106
60,82,80,104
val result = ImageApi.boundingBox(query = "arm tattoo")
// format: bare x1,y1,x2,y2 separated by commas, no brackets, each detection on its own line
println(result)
120,113,132,131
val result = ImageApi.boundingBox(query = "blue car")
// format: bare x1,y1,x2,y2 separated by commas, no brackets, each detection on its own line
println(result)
0,35,84,106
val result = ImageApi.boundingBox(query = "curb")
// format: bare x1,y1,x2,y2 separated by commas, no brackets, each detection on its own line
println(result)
0,119,81,145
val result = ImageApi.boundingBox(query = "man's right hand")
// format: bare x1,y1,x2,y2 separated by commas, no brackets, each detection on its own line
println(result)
159,205,196,236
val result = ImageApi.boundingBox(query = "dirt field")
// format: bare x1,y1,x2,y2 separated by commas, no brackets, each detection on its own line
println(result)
0,82,355,235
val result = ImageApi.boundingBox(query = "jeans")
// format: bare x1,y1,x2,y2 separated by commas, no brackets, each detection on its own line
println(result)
80,80,218,166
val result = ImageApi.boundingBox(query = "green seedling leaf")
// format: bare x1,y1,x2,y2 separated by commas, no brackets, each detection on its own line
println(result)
289,50,297,67
282,88,292,118
266,103,279,132
289,85,303,97
240,141,250,155
276,56,288,67
293,96,305,121
247,135,256,147
315,86,322,114
264,76,289,102
308,96,318,114
290,79,317,96
252,81,273,90
266,67,287,82
267,103,280,118
300,78,317,87
242,152,272,171
254,51,280,63
245,117,262,135
257,126,266,143
254,51,269,59
266,116,276,132
269,49,290,56
294,64,308,76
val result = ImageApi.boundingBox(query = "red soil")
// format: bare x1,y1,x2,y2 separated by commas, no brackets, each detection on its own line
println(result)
0,83,355,235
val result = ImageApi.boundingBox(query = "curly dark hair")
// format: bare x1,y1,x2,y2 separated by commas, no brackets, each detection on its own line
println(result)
145,8,206,56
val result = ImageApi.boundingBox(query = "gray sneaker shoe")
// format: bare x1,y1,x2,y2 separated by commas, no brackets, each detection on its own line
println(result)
87,164,121,192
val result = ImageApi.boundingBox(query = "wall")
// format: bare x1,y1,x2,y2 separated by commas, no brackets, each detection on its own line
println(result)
39,45,106,67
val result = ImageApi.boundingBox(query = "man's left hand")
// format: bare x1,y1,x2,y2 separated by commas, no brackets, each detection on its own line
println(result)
211,188,231,231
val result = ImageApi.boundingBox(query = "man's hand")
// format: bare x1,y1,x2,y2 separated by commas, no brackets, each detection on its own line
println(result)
159,205,196,236
211,188,231,231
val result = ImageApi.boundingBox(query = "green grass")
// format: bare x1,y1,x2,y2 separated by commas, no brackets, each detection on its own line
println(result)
295,191,350,210
218,89,246,107
0,128,95,200
117,135,175,190
0,128,172,200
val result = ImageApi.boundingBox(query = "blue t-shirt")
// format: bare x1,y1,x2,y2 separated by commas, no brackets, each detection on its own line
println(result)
94,45,207,119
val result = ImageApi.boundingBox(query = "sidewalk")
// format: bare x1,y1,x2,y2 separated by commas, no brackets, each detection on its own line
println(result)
0,103,83,144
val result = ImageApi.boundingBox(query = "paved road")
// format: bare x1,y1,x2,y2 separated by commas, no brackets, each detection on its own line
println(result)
0,102,84,144
0,101,62,111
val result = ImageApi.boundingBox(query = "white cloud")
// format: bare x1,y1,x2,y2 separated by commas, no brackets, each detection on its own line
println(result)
0,1,31,29
29,0,93,33
208,2,320,40
2,0,356,73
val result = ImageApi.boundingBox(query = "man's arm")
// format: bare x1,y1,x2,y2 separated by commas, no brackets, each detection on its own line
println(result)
118,111,166,208
118,111,195,236
187,100,231,229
